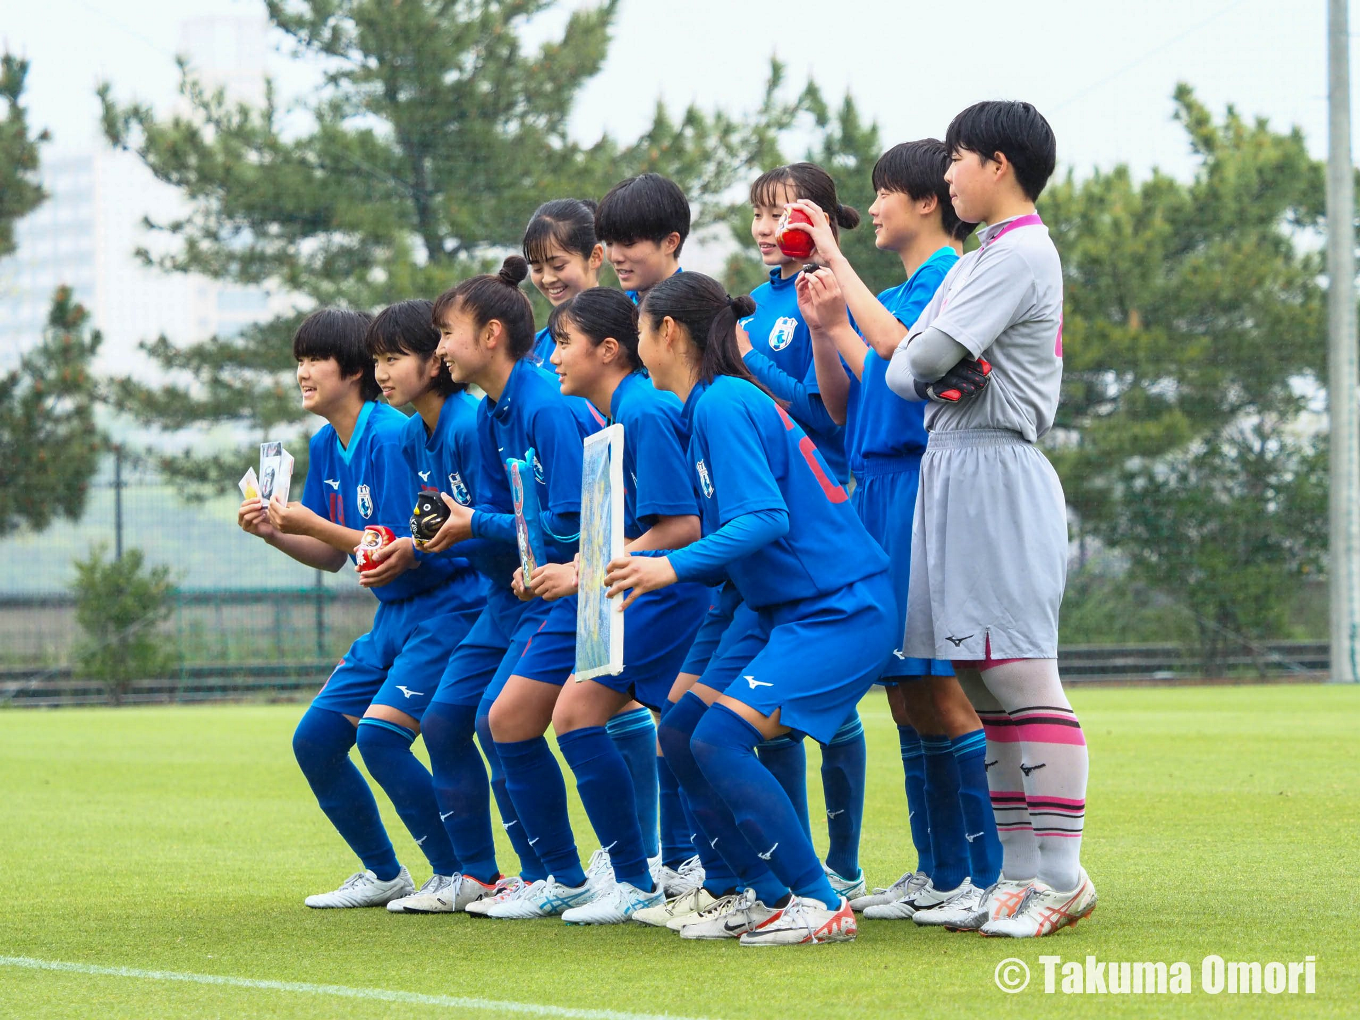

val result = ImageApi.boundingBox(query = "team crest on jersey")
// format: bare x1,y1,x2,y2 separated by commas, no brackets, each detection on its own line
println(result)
448,472,471,506
357,483,374,519
768,316,798,351
695,459,714,499
532,452,545,485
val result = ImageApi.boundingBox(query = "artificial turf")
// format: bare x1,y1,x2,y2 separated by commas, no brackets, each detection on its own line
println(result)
0,684,1355,1019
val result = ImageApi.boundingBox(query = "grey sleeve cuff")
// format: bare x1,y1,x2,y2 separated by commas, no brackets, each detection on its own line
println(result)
904,326,973,381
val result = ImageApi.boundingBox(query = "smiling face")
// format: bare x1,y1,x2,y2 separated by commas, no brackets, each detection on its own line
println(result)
606,236,679,294
296,355,353,416
945,148,997,225
751,182,799,271
372,348,439,407
434,302,496,387
528,241,602,306
869,187,925,252
548,315,610,400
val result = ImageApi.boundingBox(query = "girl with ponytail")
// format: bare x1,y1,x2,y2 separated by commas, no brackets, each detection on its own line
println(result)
602,271,898,945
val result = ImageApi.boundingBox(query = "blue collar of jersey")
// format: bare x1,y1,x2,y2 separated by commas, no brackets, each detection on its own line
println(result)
908,246,958,284
679,378,708,427
486,359,529,423
608,370,649,422
426,393,457,449
334,400,376,464
766,266,799,290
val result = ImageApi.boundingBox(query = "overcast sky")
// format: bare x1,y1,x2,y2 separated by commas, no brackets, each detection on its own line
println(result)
1,0,1349,187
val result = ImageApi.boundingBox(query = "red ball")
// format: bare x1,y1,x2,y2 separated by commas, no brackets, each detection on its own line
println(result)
776,207,815,260
356,525,398,572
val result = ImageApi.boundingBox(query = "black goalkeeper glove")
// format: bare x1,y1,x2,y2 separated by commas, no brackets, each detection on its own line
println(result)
915,357,992,403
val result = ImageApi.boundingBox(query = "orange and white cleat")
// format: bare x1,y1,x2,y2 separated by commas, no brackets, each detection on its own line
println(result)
979,869,1097,938
942,875,1034,931
739,895,858,946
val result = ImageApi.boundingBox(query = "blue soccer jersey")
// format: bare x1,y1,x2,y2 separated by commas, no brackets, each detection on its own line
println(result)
301,400,460,602
467,358,605,563
682,375,888,609
608,371,699,539
530,326,556,369
402,390,520,591
843,247,959,476
741,268,848,482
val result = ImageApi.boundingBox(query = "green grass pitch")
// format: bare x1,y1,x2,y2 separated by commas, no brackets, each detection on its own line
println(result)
1,684,1356,1019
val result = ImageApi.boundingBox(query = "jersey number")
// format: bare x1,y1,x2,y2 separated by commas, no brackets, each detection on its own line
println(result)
775,405,848,504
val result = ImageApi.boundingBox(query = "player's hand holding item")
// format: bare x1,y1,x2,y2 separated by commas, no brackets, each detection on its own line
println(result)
510,565,535,602
357,536,416,588
530,561,578,601
784,199,843,264
238,497,276,540
267,495,325,536
417,492,474,554
915,356,992,403
604,553,678,611
795,268,850,334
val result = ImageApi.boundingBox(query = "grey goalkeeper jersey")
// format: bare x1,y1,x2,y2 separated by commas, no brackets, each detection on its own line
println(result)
909,215,1064,442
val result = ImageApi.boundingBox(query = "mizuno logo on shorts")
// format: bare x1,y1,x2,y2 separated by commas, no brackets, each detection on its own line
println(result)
745,676,772,689
945,634,974,647
396,686,424,698
757,842,778,860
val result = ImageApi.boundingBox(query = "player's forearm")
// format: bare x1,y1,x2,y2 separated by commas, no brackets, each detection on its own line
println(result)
303,517,367,555
668,508,789,584
826,252,910,360
809,328,850,425
470,509,517,545
906,326,973,380
267,532,347,571
628,514,701,554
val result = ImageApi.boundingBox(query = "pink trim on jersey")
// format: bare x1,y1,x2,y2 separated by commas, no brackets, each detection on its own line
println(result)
983,212,1044,248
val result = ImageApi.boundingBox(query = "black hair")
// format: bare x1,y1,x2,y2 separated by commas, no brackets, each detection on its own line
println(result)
431,256,537,360
750,162,860,238
522,198,600,265
872,139,977,242
292,307,379,401
640,273,767,392
594,173,691,255
548,287,642,372
945,100,1057,202
366,299,462,397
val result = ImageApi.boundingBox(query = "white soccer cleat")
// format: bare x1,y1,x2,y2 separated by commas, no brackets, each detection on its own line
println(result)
464,875,526,917
386,873,459,913
304,867,413,909
634,886,719,929
585,846,616,893
561,881,664,925
678,888,779,940
864,877,972,920
435,873,502,913
485,876,593,919
911,882,986,927
657,854,705,899
738,895,857,946
941,875,1034,931
849,869,927,912
979,869,1097,938
823,862,867,901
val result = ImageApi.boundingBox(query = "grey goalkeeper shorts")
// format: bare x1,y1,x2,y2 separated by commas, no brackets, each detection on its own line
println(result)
904,428,1068,662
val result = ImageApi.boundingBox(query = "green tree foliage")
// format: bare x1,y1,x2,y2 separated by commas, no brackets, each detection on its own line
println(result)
72,544,179,703
1041,85,1328,672
98,0,805,490
0,288,105,532
0,54,47,259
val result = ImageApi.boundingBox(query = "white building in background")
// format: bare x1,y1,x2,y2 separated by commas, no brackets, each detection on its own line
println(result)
0,14,283,380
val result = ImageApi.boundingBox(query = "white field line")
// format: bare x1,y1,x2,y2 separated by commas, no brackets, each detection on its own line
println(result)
0,956,721,1020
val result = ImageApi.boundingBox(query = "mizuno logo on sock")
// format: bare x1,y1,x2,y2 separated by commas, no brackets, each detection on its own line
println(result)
503,821,518,830
528,837,540,846
440,810,454,821
827,809,845,818
1020,762,1047,776
757,843,778,860
984,759,998,771
745,675,773,689
892,649,907,659
710,837,720,849
945,634,974,647
965,831,984,842
396,686,424,698
414,835,428,846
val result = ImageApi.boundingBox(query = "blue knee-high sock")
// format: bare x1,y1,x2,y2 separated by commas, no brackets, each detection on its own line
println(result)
921,733,970,891
292,707,400,881
952,728,1003,887
493,736,587,888
681,788,740,896
475,708,547,882
898,724,934,876
820,713,866,880
756,734,811,839
657,694,787,905
355,719,460,877
692,705,839,908
421,701,499,884
657,752,692,869
558,726,653,891
606,707,659,860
